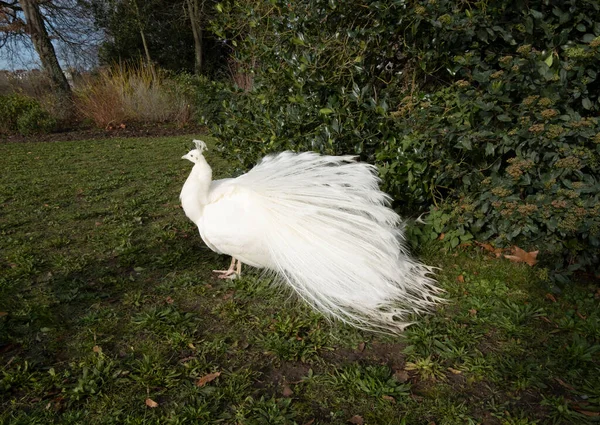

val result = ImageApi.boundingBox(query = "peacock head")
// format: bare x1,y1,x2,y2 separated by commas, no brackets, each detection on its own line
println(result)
182,139,208,163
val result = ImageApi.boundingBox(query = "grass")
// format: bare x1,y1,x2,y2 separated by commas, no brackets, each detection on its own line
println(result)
0,135,599,424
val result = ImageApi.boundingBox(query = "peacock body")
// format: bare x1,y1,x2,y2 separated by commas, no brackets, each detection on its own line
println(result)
180,140,443,332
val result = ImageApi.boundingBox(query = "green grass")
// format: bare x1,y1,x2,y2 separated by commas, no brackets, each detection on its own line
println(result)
1,136,599,424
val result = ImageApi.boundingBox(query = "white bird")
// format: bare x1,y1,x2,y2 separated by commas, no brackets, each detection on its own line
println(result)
180,139,443,332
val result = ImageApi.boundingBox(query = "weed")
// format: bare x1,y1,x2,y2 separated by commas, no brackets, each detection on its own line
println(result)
405,356,446,381
332,364,411,400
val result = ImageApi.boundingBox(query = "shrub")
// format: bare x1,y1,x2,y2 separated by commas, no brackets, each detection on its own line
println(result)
0,93,56,135
377,11,600,280
74,70,128,128
16,107,57,135
209,0,600,279
74,64,194,127
173,74,231,127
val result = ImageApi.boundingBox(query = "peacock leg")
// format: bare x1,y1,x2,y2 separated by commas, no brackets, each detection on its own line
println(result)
236,259,242,277
212,257,236,278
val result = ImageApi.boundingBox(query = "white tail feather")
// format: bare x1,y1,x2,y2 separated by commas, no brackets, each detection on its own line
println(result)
234,152,444,332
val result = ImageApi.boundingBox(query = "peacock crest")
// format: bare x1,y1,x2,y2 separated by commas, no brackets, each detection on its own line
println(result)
193,139,207,154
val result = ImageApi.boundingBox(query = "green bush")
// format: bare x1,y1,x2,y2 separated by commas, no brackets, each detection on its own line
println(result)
16,106,57,135
0,93,56,135
0,93,38,133
382,51,600,279
376,5,600,279
209,0,600,279
173,73,231,126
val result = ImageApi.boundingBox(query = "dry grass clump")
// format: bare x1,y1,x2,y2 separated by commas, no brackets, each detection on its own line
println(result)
74,63,192,128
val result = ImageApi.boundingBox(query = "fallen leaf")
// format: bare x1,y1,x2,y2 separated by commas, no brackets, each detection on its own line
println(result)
145,398,158,408
545,293,557,303
92,345,102,353
503,246,538,266
476,241,503,257
457,274,465,283
0,312,7,317
438,233,445,240
476,241,493,251
539,316,555,326
469,309,477,316
180,356,196,363
554,378,575,391
282,385,293,397
188,343,196,349
382,395,396,403
357,342,365,352
576,311,587,320
348,415,364,425
165,296,174,304
572,407,600,417
447,367,462,375
302,420,315,425
196,371,221,387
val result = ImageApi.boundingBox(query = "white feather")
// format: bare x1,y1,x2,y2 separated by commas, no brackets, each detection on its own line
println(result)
180,143,443,332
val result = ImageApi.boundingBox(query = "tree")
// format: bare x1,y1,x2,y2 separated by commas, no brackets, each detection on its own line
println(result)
185,0,213,75
127,0,157,79
91,0,225,75
91,0,191,70
1,0,102,112
18,0,70,96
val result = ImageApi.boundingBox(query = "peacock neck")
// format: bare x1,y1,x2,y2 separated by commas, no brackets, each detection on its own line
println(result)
191,157,213,203
181,157,212,224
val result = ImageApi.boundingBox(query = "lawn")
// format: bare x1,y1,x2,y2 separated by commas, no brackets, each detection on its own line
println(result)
0,136,599,425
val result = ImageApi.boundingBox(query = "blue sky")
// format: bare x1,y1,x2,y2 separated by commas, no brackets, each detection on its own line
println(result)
1,1,102,71
0,40,40,70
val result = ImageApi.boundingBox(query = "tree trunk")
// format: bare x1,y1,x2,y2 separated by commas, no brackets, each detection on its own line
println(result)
139,27,158,80
186,0,203,75
131,0,158,81
20,0,71,99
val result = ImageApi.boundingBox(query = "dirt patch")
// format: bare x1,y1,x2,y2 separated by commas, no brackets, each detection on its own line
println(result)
0,123,206,144
323,341,407,370
261,361,313,386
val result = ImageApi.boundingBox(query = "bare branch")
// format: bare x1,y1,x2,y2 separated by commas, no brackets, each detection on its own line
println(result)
0,0,22,11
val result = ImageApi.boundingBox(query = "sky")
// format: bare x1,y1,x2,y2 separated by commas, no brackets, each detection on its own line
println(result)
0,38,42,71
0,4,102,72
0,40,97,71
0,51,39,70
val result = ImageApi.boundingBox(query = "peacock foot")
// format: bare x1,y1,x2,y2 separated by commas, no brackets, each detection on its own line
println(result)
212,270,238,279
212,257,242,279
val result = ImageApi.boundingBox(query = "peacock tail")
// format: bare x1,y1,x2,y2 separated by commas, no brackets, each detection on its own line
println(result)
226,151,444,332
